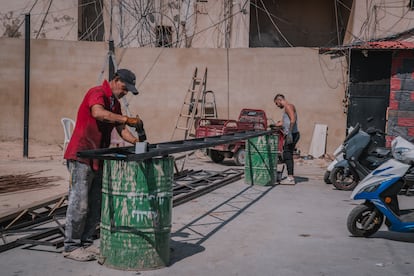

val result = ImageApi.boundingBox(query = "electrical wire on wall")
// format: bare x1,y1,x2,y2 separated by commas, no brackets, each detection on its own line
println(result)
88,0,248,49
35,0,53,39
258,0,293,47
3,0,40,38
250,0,345,47
353,0,414,42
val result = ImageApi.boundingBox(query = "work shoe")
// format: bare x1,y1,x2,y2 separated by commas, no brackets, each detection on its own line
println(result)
280,177,296,185
62,247,96,262
84,244,100,256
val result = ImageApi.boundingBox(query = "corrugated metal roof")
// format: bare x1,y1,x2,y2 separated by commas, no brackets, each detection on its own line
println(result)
352,41,414,49
319,41,414,55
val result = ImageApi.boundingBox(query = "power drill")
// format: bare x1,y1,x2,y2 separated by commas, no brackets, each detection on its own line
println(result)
135,115,147,142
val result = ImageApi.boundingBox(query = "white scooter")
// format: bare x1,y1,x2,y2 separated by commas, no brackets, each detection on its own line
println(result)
324,144,343,184
324,126,354,184
347,136,414,237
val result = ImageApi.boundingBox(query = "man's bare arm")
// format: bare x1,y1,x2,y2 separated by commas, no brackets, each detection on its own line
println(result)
285,104,296,132
91,104,127,124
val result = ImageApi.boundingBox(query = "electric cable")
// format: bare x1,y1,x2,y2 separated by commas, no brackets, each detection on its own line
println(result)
35,0,53,39
79,8,104,41
336,0,352,11
8,0,40,37
259,0,293,47
334,0,341,45
117,0,245,48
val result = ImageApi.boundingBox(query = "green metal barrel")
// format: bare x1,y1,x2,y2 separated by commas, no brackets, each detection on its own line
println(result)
245,134,278,186
100,156,174,270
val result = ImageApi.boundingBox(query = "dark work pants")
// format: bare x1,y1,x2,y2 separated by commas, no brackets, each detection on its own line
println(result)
64,160,102,252
283,132,300,176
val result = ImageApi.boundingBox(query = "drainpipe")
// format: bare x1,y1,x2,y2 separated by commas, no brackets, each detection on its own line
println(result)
23,13,30,158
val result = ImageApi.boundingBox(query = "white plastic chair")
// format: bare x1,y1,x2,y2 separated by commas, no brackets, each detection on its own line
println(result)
61,117,75,153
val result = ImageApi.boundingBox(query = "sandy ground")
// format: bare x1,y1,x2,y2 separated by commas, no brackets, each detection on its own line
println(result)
2,140,414,276
1,141,414,276
0,138,329,217
0,139,69,217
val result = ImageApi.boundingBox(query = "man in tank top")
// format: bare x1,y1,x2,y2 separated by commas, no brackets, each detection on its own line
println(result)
274,94,300,185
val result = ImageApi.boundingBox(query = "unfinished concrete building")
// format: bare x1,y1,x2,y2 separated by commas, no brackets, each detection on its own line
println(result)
0,0,413,155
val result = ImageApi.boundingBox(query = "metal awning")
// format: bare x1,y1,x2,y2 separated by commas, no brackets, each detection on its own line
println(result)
319,41,414,56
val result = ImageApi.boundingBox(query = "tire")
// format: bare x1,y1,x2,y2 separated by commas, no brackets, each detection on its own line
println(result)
324,170,332,184
330,167,359,190
347,204,384,237
209,150,225,163
234,148,246,166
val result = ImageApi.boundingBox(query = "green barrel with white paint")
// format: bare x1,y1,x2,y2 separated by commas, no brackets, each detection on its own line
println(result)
100,156,174,270
245,134,278,186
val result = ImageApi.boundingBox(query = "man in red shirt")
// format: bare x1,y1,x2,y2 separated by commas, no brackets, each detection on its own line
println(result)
63,69,143,261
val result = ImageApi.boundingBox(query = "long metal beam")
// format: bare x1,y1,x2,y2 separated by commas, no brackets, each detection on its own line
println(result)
77,130,274,161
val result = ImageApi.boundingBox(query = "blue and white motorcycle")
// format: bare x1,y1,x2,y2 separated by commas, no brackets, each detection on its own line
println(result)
347,136,414,237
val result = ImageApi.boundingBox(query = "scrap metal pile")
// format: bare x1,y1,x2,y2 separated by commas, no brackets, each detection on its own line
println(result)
0,168,243,253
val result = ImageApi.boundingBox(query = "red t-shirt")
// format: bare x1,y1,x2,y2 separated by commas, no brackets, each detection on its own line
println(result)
64,80,121,171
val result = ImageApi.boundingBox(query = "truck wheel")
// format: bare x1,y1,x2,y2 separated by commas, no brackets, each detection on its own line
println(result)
209,150,225,163
234,148,246,166
347,203,383,237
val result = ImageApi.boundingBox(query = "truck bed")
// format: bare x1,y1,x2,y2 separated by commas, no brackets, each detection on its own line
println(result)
195,119,255,138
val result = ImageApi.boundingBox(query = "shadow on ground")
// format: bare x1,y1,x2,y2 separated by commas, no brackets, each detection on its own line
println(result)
169,184,275,265
370,231,414,243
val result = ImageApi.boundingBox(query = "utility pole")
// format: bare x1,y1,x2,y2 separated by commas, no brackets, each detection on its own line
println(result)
109,39,115,80
23,13,30,158
108,0,115,81
224,0,233,49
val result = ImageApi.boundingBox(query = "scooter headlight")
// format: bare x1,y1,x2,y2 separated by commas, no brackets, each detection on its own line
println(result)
361,183,381,193
392,147,410,161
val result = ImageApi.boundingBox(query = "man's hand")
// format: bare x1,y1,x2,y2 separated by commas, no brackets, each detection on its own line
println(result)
124,116,142,128
123,115,146,141
135,118,147,142
286,132,293,144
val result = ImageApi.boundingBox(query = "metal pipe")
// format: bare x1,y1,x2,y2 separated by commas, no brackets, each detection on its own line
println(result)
108,39,115,81
23,13,30,158
77,130,277,161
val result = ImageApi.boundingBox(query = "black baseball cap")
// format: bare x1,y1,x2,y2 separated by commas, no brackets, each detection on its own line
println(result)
116,69,139,95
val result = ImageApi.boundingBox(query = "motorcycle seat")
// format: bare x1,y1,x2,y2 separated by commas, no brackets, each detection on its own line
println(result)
371,147,390,157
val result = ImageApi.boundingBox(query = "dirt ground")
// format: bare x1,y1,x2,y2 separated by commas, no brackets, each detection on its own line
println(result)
2,141,413,276
0,138,331,217
0,139,69,217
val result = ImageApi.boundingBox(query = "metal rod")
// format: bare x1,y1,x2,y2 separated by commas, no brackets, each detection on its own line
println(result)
0,168,244,252
23,13,30,158
108,39,115,80
77,130,276,161
0,227,61,253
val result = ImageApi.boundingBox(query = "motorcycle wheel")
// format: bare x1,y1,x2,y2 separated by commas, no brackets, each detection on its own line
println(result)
233,148,245,166
209,150,225,163
347,204,384,237
324,171,332,184
330,167,359,191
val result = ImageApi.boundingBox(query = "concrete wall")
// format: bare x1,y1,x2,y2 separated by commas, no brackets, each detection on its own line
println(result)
104,0,249,48
0,37,346,156
0,0,77,40
345,0,414,44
